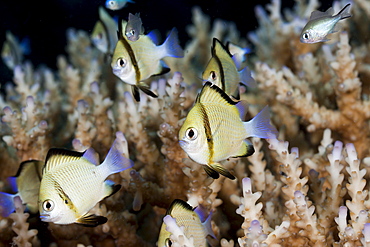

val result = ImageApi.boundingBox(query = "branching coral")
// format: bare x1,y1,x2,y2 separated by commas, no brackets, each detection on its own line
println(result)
2,0,370,246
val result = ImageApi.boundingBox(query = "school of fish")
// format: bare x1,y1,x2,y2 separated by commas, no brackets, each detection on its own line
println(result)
0,2,353,246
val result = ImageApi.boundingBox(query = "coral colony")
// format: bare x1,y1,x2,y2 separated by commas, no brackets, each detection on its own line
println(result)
2,0,370,246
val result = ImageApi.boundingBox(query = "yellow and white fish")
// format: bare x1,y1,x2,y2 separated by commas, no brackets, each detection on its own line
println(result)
105,0,134,10
202,38,256,100
125,13,143,42
1,31,30,70
111,20,184,101
0,160,43,217
300,3,352,44
38,134,134,226
179,82,277,179
91,7,118,55
157,199,215,247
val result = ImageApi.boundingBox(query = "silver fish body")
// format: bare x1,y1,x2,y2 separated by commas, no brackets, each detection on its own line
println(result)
38,135,133,226
300,3,352,43
179,82,277,179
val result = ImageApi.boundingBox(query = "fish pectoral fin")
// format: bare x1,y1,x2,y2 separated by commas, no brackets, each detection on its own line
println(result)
137,83,158,98
203,165,219,179
210,163,235,180
233,140,255,158
76,213,107,227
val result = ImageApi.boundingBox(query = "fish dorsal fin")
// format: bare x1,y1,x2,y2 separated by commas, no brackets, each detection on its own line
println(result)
309,7,333,21
167,199,193,215
82,148,99,166
212,38,232,58
43,148,84,175
197,81,237,106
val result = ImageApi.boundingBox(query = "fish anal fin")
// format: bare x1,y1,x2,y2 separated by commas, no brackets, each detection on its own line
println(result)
103,180,122,199
210,163,235,180
76,213,107,227
203,165,219,179
233,140,255,158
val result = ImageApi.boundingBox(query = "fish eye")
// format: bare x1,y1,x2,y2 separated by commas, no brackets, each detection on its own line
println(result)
302,33,310,40
210,71,217,81
165,238,172,247
117,58,126,68
42,200,55,211
109,1,115,6
185,127,198,140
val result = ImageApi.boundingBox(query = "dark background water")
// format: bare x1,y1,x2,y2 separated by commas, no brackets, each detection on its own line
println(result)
0,0,333,87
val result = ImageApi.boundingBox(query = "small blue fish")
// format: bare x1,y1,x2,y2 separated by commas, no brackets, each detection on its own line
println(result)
125,13,143,42
300,3,352,43
105,0,134,10
1,31,30,70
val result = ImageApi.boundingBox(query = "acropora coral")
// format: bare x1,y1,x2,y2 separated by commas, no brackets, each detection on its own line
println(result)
2,0,370,246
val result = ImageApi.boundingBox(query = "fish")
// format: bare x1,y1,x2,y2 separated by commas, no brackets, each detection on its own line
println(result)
0,160,43,217
111,20,184,101
105,0,134,10
125,13,143,42
91,7,118,55
300,3,352,43
227,42,252,70
202,38,256,100
1,31,30,70
178,81,278,179
157,199,215,247
38,134,134,226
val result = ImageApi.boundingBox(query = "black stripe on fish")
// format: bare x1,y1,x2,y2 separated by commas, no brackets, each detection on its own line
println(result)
54,180,77,213
118,20,141,84
211,38,226,92
200,81,238,106
199,103,214,164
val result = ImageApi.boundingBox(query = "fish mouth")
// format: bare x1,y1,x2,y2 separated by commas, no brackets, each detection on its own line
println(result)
112,68,122,77
178,140,188,149
39,214,51,222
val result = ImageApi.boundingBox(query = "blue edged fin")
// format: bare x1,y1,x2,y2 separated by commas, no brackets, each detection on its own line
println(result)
82,148,99,166
235,100,249,121
103,180,122,199
147,29,161,45
201,210,216,239
0,192,16,217
7,177,18,193
243,106,278,139
162,28,184,58
100,138,134,176
239,66,257,88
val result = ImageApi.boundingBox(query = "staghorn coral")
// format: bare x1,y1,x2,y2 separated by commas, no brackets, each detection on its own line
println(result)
2,0,370,246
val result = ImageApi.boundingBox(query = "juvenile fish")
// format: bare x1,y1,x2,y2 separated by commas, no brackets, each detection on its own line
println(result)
38,133,134,226
157,199,215,247
300,3,352,43
179,82,277,179
111,20,184,101
0,160,43,217
1,31,30,70
202,38,256,100
91,7,118,55
105,0,134,10
125,13,143,42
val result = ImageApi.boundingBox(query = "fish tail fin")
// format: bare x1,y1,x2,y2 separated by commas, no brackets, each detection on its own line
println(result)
162,28,184,58
239,66,257,88
202,210,217,239
0,192,16,217
243,106,278,139
338,3,352,20
100,132,134,176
